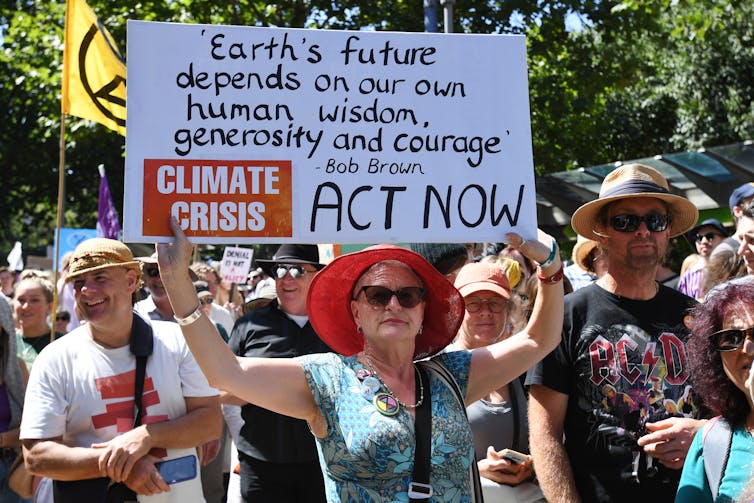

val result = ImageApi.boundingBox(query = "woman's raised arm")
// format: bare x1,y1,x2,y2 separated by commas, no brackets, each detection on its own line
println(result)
157,217,318,421
465,230,564,403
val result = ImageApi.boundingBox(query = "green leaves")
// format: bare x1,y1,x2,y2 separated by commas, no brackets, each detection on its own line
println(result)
1,0,752,258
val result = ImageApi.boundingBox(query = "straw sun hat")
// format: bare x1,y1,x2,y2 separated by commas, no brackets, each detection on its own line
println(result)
571,163,698,240
66,238,142,282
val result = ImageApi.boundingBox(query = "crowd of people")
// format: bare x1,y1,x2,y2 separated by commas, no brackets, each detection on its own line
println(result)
0,164,752,502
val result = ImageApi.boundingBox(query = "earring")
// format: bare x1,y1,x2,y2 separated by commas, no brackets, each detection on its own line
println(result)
357,326,363,334
417,326,423,336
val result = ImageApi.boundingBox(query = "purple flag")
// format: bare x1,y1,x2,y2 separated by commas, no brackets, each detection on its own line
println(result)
97,165,121,239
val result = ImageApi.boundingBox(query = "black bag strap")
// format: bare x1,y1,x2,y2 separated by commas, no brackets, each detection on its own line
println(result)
416,360,484,503
410,365,432,501
702,416,733,500
130,313,154,427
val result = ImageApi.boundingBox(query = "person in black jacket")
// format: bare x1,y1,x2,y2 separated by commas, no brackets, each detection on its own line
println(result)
228,244,330,503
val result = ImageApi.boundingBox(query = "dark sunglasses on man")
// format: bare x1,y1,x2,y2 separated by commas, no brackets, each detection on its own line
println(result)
609,213,670,233
275,264,310,279
695,232,722,243
56,313,71,322
355,285,425,308
711,326,754,352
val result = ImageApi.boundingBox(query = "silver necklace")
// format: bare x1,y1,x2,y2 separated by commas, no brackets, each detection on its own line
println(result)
362,354,424,409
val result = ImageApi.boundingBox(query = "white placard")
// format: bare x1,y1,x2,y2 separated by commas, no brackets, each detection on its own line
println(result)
124,21,537,243
219,246,253,284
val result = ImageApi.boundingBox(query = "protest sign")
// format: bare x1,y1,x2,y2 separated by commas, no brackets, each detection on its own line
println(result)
220,246,253,284
124,21,537,243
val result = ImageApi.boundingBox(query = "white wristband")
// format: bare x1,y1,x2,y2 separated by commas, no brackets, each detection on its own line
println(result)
174,305,203,326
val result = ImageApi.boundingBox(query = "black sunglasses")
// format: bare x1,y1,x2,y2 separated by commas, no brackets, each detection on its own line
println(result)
144,267,160,278
711,326,754,352
355,285,425,308
56,314,70,322
275,264,310,279
610,213,670,233
695,232,722,243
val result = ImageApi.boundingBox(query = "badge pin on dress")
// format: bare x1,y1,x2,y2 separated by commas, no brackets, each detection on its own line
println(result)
356,368,372,381
360,377,381,400
373,392,400,416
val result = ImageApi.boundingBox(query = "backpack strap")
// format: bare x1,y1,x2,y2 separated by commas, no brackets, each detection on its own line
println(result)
130,313,154,427
702,416,733,500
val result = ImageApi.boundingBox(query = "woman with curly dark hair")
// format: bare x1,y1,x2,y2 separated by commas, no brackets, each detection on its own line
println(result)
676,278,754,502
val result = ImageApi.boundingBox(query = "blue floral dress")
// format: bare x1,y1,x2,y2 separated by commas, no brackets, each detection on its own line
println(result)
300,350,474,503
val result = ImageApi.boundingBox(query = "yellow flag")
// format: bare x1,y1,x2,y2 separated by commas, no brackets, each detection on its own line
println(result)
62,0,126,136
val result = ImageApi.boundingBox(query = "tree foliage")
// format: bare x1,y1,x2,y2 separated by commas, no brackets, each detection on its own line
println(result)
1,0,752,260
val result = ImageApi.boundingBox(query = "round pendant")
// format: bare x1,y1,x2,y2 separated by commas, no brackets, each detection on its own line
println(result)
356,368,372,381
373,392,400,416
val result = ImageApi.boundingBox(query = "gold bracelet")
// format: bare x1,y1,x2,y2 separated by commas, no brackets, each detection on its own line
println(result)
174,304,203,326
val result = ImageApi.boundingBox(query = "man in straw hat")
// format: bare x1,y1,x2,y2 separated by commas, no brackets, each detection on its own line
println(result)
527,164,706,502
227,243,331,503
20,238,221,500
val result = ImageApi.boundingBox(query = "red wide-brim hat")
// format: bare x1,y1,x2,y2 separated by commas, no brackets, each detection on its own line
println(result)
307,244,465,359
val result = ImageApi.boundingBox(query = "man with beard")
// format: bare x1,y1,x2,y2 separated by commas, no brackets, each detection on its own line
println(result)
526,164,706,502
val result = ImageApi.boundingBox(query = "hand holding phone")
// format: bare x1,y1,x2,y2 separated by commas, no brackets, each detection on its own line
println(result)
155,455,198,485
497,448,529,465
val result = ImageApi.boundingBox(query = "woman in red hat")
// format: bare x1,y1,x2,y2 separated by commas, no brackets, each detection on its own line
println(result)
158,219,564,502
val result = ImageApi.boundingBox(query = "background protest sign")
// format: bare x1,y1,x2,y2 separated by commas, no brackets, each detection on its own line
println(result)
124,21,537,244
220,246,253,284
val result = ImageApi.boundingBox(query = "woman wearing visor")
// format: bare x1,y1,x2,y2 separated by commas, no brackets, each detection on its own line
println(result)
676,278,754,502
158,218,564,502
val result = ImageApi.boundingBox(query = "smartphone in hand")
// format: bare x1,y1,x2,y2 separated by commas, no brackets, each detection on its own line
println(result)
497,448,528,464
155,455,197,484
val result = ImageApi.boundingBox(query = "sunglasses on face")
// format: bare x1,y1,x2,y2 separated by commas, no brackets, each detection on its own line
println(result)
200,297,215,305
465,298,507,313
250,275,261,280
711,326,754,352
275,264,310,279
144,267,160,278
355,285,425,308
695,232,721,243
56,314,70,322
609,213,670,233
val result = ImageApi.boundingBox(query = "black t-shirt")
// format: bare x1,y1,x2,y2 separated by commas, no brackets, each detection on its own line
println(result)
526,283,698,502
228,300,332,464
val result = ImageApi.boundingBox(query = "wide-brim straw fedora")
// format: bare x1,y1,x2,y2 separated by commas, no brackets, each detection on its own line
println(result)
571,163,698,240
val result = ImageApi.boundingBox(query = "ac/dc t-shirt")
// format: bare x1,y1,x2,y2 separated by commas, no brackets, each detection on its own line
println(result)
526,283,698,502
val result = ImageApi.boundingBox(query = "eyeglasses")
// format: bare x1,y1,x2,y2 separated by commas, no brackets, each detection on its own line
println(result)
144,267,160,278
711,326,754,352
465,298,507,313
56,314,70,322
695,232,722,243
275,264,311,279
609,213,670,233
355,286,425,308
200,297,214,305
250,274,261,280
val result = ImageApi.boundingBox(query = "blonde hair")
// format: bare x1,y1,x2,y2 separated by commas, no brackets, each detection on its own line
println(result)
481,255,522,289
